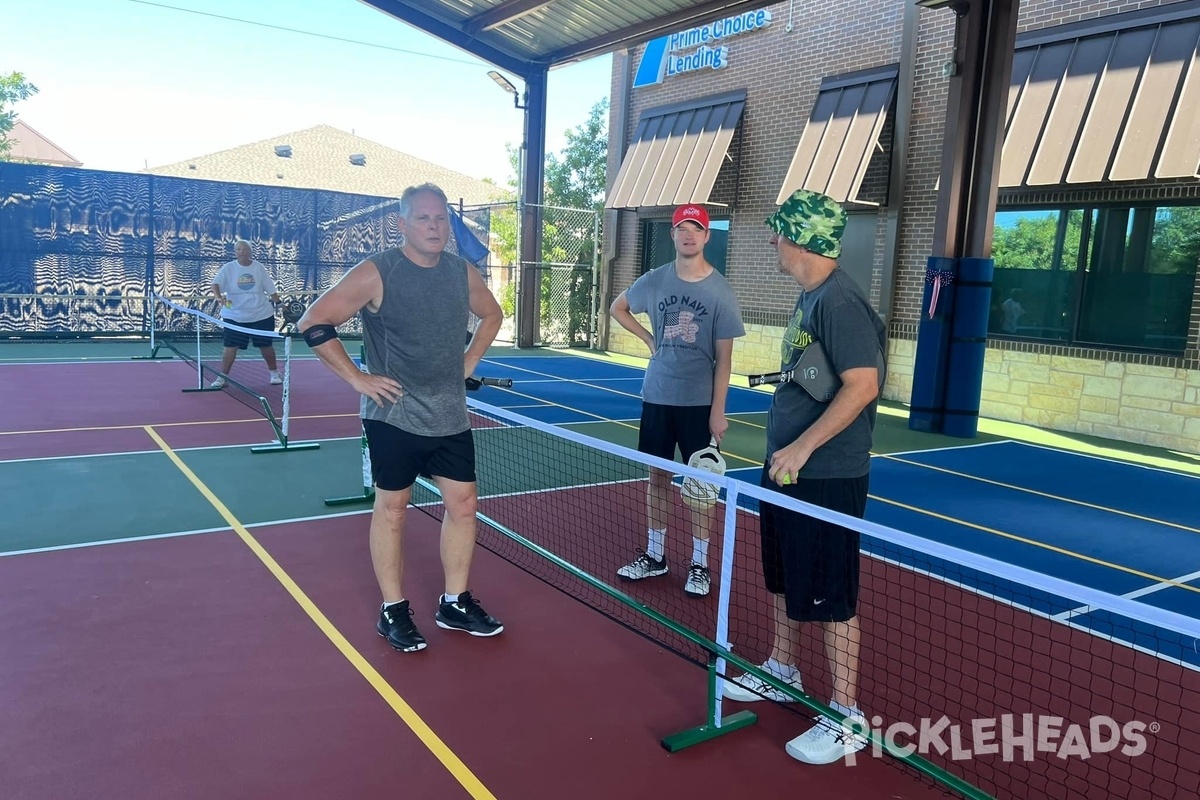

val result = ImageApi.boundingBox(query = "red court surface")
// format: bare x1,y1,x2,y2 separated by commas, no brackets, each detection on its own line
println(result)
0,512,944,800
0,359,361,460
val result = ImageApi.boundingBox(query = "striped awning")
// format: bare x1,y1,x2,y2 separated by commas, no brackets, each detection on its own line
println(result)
1001,7,1200,187
605,90,746,210
776,66,897,206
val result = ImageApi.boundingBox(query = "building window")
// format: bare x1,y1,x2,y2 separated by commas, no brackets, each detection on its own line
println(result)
640,218,730,275
990,205,1199,354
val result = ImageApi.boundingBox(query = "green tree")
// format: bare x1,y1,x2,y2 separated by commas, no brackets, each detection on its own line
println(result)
992,214,1059,270
0,71,39,160
1150,206,1200,275
541,98,608,344
496,99,609,343
544,97,608,211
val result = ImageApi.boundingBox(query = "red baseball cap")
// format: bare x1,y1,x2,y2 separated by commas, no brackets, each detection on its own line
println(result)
672,204,710,230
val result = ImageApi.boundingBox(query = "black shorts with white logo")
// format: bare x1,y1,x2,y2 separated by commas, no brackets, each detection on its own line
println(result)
637,402,712,464
222,316,276,349
363,419,476,492
758,470,869,623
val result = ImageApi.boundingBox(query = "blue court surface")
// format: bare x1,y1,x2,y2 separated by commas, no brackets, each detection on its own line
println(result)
478,353,1200,668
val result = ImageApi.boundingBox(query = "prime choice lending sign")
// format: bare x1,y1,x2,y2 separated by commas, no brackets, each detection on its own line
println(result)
634,10,773,88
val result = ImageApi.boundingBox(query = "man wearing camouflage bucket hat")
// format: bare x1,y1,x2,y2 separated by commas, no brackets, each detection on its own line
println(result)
721,189,887,766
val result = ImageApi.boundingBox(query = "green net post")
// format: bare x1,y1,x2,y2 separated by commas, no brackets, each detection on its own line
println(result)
325,344,375,505
661,480,757,751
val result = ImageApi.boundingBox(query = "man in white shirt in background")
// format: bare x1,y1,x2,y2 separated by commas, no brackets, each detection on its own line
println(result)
209,239,282,387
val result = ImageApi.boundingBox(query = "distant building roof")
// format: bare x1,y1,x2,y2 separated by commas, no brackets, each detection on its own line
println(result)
6,120,82,167
144,124,507,205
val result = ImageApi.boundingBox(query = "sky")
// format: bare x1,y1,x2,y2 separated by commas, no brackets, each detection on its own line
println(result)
1,0,613,185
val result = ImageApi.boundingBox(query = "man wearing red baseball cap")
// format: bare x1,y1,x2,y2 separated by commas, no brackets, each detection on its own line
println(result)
672,203,710,230
609,203,745,597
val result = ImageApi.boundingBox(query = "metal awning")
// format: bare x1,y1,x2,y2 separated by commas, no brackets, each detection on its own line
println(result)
1000,4,1200,187
775,66,898,206
359,0,777,74
605,91,746,210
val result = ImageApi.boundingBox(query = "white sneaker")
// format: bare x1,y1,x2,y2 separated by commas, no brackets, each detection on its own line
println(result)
269,371,282,385
616,552,668,581
210,376,227,388
721,664,803,702
785,713,869,765
683,563,710,597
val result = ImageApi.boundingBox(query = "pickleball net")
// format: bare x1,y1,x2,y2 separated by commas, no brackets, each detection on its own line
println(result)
147,292,317,452
404,398,1200,800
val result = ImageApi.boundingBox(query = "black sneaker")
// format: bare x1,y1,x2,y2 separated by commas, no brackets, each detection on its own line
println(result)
435,591,504,637
377,601,427,652
616,552,669,581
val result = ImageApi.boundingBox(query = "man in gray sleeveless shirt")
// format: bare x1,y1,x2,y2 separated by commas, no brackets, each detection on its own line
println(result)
298,183,505,653
610,203,745,598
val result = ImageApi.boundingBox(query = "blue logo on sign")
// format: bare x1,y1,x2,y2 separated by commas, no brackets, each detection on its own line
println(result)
633,10,773,88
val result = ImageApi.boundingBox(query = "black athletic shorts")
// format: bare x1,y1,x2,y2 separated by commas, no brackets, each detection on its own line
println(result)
363,419,476,492
637,402,712,464
222,316,276,349
758,470,869,623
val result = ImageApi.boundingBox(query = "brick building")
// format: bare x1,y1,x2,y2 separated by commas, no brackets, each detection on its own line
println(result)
603,0,1200,454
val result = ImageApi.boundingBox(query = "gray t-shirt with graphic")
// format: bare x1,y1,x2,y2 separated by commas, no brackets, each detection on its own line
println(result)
765,268,886,478
625,263,745,406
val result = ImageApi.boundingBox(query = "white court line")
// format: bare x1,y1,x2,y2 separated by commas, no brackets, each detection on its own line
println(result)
0,507,376,559
865,548,1200,673
0,358,180,366
480,357,645,401
1011,440,1200,481
880,440,1011,459
0,526,233,558
1054,567,1200,622
0,353,324,367
0,436,360,465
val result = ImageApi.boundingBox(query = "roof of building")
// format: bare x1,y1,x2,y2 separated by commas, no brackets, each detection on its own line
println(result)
143,124,508,204
6,120,82,167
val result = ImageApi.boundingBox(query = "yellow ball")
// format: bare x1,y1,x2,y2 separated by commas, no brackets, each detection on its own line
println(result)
780,472,792,485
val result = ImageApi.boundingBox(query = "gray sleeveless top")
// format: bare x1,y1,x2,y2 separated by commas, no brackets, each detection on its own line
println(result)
360,248,471,436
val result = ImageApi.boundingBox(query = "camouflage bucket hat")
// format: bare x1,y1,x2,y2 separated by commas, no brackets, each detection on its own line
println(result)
765,189,847,259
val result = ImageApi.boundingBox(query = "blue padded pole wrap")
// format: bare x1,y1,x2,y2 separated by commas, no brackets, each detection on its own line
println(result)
907,257,958,433
943,257,994,438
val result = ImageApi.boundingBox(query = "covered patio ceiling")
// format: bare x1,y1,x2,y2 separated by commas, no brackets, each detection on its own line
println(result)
358,0,777,77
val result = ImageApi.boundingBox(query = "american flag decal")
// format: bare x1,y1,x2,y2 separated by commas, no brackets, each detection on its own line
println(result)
664,310,699,343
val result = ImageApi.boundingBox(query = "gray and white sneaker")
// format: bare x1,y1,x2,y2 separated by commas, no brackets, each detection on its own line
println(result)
209,376,227,388
785,713,869,764
616,552,668,581
683,563,711,596
721,664,804,702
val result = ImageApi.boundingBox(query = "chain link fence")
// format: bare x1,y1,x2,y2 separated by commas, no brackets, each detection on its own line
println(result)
473,202,601,348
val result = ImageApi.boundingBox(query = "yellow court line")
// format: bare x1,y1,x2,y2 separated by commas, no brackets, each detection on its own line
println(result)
871,494,1200,595
0,412,356,437
141,425,497,800
880,454,1200,536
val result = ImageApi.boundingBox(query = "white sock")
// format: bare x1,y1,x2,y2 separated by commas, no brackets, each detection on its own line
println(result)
763,657,798,681
691,537,709,568
381,599,406,610
442,592,465,605
647,528,666,561
830,699,861,720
